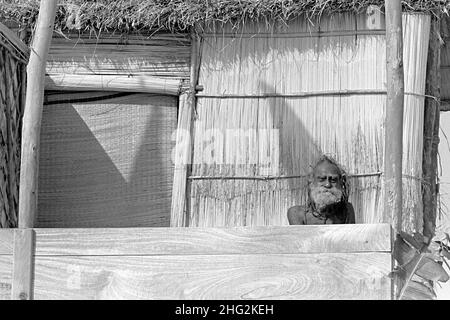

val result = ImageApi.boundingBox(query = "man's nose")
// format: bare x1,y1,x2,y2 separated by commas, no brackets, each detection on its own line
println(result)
323,179,332,188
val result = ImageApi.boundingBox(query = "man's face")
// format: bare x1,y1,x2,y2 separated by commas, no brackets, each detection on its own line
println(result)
309,161,344,211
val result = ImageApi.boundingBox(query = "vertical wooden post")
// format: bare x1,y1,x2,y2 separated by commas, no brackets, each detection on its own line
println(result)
422,14,441,243
18,0,57,228
11,229,35,300
12,0,57,300
170,31,201,227
384,0,404,233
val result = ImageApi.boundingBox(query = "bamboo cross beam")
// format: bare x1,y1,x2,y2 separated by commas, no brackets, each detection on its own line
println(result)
384,0,404,233
18,0,57,228
44,74,182,95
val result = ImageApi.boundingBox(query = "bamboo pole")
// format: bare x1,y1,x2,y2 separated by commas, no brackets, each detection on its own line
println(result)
384,0,404,233
170,31,201,227
422,14,441,243
44,74,182,95
18,0,57,228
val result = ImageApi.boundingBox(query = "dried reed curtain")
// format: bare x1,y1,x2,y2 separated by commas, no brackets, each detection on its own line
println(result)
0,40,25,228
188,13,430,233
37,92,177,228
46,32,191,90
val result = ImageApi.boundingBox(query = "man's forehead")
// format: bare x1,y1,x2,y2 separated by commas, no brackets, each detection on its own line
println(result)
313,161,342,176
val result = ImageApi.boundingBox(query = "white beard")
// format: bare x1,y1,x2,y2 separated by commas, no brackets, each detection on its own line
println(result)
310,187,343,211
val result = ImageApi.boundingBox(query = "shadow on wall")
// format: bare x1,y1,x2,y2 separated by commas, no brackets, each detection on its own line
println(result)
257,79,322,186
36,92,176,228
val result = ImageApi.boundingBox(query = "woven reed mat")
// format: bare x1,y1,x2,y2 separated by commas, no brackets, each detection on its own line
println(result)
37,92,177,227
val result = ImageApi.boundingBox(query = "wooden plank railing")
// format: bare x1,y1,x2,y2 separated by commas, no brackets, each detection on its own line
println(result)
0,224,393,300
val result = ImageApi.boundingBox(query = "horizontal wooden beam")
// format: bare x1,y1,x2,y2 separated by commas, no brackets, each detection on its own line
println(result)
45,74,182,95
32,252,392,300
0,224,393,300
31,224,392,256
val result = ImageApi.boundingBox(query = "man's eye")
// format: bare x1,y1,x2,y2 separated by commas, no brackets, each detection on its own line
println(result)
319,177,327,182
330,178,338,183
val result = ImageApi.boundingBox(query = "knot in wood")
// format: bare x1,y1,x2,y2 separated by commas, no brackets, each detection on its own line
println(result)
19,292,28,300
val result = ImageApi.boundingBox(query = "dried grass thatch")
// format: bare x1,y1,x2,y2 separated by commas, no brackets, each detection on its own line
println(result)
0,0,448,33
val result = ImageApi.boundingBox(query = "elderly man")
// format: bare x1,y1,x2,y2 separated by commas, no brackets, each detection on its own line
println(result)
287,156,355,225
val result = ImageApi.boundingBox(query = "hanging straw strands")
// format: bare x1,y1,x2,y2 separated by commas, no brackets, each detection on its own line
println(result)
401,14,431,234
186,13,429,233
0,24,27,228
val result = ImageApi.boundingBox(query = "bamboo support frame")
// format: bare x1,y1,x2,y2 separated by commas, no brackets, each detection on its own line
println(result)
195,90,436,100
384,0,405,233
18,0,57,228
11,0,56,301
201,29,386,38
188,172,383,180
12,0,57,300
44,74,182,96
170,31,201,227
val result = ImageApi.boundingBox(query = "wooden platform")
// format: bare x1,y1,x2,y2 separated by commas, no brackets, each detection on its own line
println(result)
0,224,393,300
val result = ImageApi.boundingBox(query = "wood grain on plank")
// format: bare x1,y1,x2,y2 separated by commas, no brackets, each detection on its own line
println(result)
33,224,392,256
0,230,14,255
0,256,12,300
32,253,391,300
12,229,35,300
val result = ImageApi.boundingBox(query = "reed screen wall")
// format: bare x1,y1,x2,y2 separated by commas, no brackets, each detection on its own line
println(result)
0,26,26,228
37,93,177,228
188,13,430,233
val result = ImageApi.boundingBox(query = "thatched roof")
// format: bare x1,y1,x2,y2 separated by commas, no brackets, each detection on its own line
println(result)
0,0,449,33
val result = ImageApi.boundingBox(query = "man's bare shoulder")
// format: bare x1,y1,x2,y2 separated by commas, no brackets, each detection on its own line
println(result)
287,205,307,225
